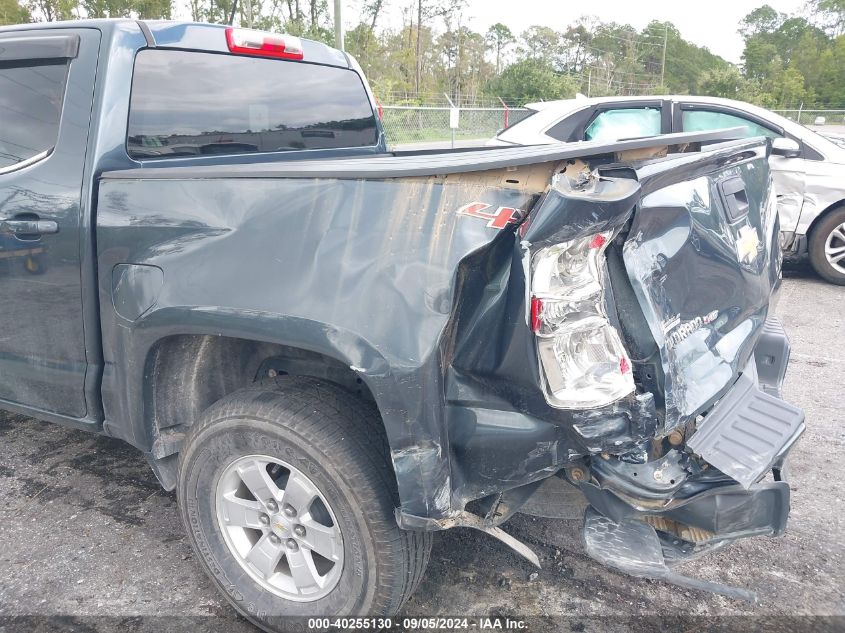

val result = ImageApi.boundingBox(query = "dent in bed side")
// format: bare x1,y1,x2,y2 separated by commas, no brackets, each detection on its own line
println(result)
96,167,549,517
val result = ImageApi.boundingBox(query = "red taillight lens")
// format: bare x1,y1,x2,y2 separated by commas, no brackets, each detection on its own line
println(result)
225,27,304,60
530,296,543,332
589,233,607,249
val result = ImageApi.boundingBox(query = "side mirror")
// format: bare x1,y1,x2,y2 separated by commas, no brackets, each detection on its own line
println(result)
771,137,801,158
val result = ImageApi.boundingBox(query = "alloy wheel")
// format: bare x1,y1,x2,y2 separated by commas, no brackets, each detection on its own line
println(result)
215,454,344,601
824,221,845,275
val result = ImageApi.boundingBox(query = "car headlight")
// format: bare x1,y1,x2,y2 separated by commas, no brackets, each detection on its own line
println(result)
530,232,634,408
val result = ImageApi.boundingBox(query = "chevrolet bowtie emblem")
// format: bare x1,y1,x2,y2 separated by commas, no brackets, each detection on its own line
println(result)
736,225,760,263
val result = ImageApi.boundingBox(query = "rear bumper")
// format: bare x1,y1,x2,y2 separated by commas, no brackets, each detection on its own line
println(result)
581,316,803,545
576,317,802,598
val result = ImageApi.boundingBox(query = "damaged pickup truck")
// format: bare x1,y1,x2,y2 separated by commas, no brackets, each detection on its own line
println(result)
0,19,804,628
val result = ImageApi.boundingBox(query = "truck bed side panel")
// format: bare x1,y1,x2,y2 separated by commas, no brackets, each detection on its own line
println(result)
96,137,773,519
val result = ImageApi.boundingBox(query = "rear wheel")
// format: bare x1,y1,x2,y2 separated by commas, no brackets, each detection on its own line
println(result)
177,377,431,631
808,206,845,285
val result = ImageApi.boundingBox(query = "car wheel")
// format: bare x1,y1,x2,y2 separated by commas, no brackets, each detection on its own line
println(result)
177,377,432,631
809,206,845,285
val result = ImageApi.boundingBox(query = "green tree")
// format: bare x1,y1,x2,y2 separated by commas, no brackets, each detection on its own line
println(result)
811,0,845,36
737,4,844,109
742,37,779,80
639,21,731,94
739,4,784,38
518,25,561,62
27,0,74,20
82,0,171,19
485,23,513,74
813,34,845,105
699,66,746,99
560,22,592,72
487,58,577,103
1,0,29,23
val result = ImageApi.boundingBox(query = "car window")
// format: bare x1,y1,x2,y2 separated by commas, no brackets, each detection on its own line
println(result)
127,50,378,159
584,107,661,142
0,60,68,171
682,110,779,139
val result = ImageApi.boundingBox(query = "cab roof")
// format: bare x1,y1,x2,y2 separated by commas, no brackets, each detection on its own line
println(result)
0,19,351,69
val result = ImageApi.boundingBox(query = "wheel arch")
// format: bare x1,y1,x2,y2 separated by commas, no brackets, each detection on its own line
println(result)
102,307,408,490
805,197,845,241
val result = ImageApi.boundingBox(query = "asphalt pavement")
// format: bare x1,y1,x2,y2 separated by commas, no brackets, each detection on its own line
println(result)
0,262,843,632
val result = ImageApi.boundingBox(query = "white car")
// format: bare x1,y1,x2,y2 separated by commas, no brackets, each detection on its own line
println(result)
489,96,845,284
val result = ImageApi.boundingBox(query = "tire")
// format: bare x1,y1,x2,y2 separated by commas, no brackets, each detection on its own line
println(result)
808,206,845,285
177,377,432,632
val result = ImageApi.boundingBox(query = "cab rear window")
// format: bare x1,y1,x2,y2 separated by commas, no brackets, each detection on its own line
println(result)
127,49,378,159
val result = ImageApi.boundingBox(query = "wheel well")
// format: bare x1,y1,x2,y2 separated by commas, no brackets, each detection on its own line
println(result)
807,199,845,240
144,334,376,487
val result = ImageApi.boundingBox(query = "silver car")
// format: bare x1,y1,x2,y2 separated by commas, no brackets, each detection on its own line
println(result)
489,96,845,284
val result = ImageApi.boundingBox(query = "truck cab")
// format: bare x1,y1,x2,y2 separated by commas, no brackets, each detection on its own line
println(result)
0,20,384,424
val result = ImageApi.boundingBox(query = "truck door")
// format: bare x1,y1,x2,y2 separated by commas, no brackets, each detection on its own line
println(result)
0,29,99,417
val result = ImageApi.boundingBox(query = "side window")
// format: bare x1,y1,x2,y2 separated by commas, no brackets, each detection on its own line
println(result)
682,110,779,139
0,60,68,171
127,50,379,159
584,107,661,142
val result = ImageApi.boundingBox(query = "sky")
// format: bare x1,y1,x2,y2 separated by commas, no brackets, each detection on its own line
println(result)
356,0,809,64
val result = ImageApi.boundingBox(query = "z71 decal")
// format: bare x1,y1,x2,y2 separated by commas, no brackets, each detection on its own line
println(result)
457,201,524,230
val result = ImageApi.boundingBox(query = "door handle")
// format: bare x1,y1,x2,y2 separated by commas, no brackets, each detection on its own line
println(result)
0,218,59,237
718,177,749,222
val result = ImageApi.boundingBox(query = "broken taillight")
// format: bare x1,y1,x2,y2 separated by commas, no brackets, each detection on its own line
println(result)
225,27,304,60
530,231,634,408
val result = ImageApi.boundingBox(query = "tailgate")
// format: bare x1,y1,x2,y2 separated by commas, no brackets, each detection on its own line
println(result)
622,140,780,430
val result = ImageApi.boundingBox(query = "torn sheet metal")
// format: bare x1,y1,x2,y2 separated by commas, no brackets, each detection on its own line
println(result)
769,155,804,234
582,508,757,602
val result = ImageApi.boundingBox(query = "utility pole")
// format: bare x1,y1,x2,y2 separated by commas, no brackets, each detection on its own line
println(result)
415,0,422,94
334,0,344,50
660,23,668,88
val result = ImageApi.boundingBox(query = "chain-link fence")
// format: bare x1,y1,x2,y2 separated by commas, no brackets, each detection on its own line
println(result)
772,109,845,126
381,106,532,147
381,106,845,148
378,92,523,108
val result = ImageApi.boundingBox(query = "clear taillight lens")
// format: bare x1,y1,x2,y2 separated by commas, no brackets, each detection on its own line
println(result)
530,232,634,408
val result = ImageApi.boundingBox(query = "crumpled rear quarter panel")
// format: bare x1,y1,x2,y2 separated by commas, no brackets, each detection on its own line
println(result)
97,169,547,517
96,136,773,521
